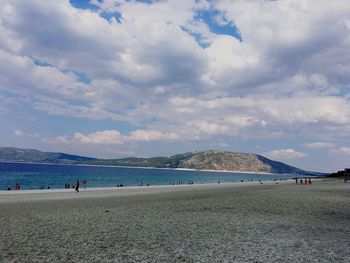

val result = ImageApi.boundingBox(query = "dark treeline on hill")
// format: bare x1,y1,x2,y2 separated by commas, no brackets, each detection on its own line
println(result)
327,169,349,177
0,147,322,175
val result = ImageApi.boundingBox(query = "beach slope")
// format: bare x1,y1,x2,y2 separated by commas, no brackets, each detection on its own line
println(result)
0,180,349,262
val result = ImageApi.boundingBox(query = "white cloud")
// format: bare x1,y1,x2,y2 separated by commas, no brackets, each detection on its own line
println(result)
1,0,350,169
129,130,179,142
14,129,40,138
0,49,91,99
74,130,124,145
329,147,350,156
186,120,229,135
48,129,181,145
303,142,336,149
14,130,23,136
263,148,308,160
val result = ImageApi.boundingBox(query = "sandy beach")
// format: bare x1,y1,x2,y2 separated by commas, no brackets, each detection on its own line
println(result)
0,179,349,262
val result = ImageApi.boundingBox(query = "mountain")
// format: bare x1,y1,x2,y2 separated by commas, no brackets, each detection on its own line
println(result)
0,147,312,174
0,147,95,164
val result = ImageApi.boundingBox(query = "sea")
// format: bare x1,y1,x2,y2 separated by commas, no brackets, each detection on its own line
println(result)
0,162,301,190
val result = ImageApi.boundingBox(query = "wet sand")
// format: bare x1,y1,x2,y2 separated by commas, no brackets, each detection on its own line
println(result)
0,179,349,262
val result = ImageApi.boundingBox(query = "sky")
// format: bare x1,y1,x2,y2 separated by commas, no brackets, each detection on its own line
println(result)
0,0,350,172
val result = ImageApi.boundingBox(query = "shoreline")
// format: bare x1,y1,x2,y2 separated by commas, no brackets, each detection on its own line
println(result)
0,180,285,195
0,178,323,197
1,176,323,194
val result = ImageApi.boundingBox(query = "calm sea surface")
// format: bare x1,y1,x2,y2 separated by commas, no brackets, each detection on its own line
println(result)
0,162,300,190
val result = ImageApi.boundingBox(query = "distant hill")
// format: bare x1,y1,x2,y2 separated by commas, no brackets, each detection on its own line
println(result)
0,147,95,164
0,147,316,175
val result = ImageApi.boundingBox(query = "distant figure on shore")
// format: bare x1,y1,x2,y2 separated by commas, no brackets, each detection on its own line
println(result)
305,179,308,185
82,180,87,190
295,178,298,184
75,180,80,192
15,183,20,190
308,178,312,184
299,179,303,184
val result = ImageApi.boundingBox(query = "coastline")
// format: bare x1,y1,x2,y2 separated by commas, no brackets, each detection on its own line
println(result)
0,179,290,193
0,178,323,202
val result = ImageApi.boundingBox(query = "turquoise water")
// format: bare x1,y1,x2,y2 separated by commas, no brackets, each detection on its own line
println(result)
0,162,300,190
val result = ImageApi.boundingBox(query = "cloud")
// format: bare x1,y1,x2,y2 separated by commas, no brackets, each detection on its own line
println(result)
14,130,23,136
303,142,336,149
263,148,308,160
0,49,90,99
47,129,181,145
33,98,126,121
129,130,179,141
14,130,40,138
329,147,350,156
186,120,229,135
74,130,124,145
1,0,350,169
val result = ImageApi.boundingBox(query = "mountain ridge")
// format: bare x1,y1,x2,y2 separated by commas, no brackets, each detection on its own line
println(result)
0,147,318,175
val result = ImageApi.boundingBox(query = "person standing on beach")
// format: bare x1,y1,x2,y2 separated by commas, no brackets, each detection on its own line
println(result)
82,180,87,190
75,180,80,192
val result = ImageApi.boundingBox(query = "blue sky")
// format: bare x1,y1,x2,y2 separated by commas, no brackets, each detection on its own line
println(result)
1,0,350,172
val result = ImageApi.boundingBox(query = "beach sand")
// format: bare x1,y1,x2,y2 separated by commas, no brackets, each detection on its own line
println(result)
0,179,349,262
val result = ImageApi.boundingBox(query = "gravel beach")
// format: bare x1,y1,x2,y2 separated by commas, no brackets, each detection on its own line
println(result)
0,179,349,262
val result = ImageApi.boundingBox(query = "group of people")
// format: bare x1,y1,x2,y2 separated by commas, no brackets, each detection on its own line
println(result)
138,181,150,186
169,180,192,185
65,180,87,192
7,183,21,190
295,178,312,184
8,183,49,191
